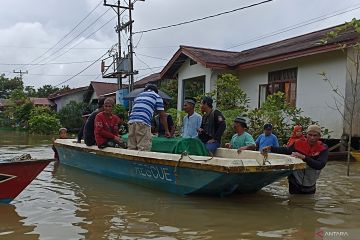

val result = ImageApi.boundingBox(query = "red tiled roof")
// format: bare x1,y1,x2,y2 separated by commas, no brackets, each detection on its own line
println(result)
134,73,161,87
48,86,88,100
161,23,360,78
29,97,54,106
90,81,119,97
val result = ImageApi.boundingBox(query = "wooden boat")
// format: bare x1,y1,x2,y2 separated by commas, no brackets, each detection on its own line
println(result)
0,155,51,204
54,139,306,196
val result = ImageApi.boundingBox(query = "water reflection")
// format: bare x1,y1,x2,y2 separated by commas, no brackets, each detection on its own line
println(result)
0,204,38,240
1,129,360,239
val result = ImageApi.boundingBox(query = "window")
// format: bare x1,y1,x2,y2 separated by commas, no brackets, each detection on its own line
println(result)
183,76,205,105
189,59,197,66
259,68,297,107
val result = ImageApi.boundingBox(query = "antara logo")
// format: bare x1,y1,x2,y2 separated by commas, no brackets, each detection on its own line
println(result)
0,173,16,183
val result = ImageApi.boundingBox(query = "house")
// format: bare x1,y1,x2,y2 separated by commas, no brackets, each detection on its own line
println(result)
134,73,161,88
84,81,119,109
48,86,88,112
160,24,360,139
29,97,54,107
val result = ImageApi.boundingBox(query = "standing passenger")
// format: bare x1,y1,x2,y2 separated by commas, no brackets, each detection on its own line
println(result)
198,96,226,155
128,84,170,151
181,98,202,138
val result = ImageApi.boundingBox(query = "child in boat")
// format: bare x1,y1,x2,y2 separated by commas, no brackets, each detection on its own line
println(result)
52,127,68,160
287,125,305,146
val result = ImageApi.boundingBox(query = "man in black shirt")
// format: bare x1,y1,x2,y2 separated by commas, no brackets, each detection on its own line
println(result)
198,96,226,155
84,98,105,146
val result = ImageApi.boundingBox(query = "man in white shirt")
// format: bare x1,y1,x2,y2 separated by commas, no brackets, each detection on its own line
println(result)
181,98,202,138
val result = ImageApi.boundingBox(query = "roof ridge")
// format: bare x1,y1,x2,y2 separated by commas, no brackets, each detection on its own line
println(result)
180,45,240,54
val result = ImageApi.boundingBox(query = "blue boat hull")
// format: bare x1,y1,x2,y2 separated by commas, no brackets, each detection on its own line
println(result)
57,145,293,196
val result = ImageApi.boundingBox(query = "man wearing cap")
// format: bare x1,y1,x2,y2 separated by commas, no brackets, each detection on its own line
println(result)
225,117,256,153
263,124,328,194
182,97,202,138
128,84,170,151
198,96,226,155
255,123,279,152
84,97,105,146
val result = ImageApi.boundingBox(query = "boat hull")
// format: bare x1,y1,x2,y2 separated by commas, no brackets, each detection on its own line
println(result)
57,144,295,196
0,160,51,203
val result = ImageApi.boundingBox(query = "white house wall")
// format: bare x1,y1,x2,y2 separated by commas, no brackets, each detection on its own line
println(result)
54,91,86,112
238,51,347,138
176,59,215,110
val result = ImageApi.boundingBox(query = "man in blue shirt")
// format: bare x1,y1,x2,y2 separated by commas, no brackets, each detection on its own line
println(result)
128,84,170,151
181,98,202,138
255,123,279,151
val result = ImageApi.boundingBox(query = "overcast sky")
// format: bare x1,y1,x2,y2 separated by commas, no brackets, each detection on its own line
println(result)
0,0,360,89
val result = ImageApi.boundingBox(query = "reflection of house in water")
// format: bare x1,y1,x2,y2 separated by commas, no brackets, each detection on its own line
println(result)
0,204,38,239
155,24,360,141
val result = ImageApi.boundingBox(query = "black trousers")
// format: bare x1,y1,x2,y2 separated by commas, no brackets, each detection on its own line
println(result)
288,175,316,194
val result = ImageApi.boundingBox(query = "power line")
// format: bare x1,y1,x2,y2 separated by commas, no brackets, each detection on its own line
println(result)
54,51,110,87
134,0,273,34
226,4,360,50
30,8,112,66
21,0,103,68
0,60,98,66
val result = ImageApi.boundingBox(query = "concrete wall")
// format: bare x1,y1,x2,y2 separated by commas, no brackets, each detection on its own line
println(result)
237,51,347,138
54,91,86,112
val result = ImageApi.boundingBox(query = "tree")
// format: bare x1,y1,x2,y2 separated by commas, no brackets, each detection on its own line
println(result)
28,106,60,134
159,79,178,109
24,86,37,97
319,18,360,176
0,75,23,99
58,101,87,130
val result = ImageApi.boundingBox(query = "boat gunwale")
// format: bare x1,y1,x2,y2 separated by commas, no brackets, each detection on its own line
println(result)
0,159,53,165
55,140,306,173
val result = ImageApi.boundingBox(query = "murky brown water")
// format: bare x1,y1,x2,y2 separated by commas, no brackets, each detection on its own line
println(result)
1,129,360,240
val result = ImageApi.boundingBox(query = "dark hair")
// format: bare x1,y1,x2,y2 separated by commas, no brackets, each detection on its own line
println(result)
263,123,273,130
144,83,158,93
201,96,213,108
98,97,106,108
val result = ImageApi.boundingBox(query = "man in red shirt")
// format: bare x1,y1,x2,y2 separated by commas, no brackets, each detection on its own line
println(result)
94,98,124,148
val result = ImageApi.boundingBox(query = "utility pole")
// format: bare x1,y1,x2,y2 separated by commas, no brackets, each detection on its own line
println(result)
128,0,134,92
13,70,28,79
103,0,124,89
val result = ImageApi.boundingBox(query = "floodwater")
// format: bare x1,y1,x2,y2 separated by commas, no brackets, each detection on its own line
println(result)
0,129,360,240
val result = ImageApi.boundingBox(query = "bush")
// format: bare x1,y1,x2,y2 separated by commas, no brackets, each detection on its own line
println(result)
28,114,60,135
58,101,87,130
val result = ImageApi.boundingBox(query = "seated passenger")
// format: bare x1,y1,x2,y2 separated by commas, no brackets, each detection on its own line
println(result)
152,112,175,137
77,111,90,143
225,117,256,154
198,96,226,155
181,98,202,138
287,125,305,146
84,98,105,146
52,127,68,160
255,123,279,152
94,98,124,149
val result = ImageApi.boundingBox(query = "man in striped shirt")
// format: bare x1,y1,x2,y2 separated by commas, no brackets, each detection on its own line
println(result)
128,84,170,151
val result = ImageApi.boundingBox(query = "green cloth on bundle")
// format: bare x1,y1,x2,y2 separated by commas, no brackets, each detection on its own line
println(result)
121,134,208,156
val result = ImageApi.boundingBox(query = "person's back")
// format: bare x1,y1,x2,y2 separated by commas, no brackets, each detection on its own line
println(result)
154,113,174,137
84,109,99,146
129,90,164,125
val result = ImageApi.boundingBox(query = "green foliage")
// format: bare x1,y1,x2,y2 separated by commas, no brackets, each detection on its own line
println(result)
247,92,330,145
24,86,37,97
30,106,55,118
28,114,60,135
113,104,128,120
160,79,178,109
58,101,87,130
210,74,249,111
0,75,23,99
